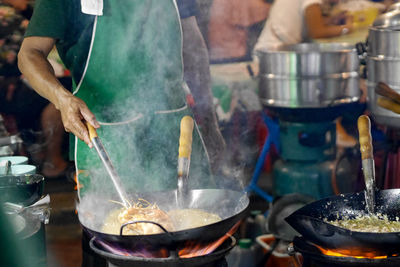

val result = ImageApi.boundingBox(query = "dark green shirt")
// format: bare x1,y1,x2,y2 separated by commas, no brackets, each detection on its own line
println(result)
25,0,197,84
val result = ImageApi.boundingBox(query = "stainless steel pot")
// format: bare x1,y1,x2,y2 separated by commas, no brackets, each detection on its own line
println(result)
257,43,359,76
367,27,400,57
387,3,400,13
259,73,360,108
367,56,400,86
372,10,400,28
367,81,400,128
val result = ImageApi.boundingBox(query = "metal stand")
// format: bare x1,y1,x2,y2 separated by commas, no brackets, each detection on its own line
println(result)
245,113,279,203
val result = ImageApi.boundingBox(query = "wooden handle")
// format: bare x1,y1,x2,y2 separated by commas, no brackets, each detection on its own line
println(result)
375,82,400,104
86,122,98,139
357,115,373,160
377,97,400,114
178,116,194,158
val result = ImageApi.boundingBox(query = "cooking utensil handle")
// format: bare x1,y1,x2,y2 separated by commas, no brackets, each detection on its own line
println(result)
120,220,170,236
86,122,98,139
357,115,376,214
178,116,194,160
375,82,400,104
377,97,400,114
358,115,373,160
177,116,194,204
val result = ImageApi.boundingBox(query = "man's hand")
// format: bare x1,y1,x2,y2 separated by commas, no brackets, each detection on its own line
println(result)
57,94,99,147
18,36,99,147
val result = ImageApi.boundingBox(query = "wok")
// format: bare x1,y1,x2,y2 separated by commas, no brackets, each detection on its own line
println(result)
285,189,400,254
78,188,249,246
0,174,44,206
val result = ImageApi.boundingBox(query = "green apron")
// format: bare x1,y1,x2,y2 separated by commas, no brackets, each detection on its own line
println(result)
73,0,213,198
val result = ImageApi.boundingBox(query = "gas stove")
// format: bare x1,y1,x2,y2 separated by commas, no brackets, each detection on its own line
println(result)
89,236,235,267
291,236,400,267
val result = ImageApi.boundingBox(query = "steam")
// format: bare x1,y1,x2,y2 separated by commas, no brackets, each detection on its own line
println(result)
76,2,251,227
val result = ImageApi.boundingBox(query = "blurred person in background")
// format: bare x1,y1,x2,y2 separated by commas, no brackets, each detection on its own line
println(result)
254,0,353,51
0,0,70,178
208,0,271,63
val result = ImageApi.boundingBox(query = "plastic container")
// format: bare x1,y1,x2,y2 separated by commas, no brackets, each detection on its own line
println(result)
244,210,265,241
226,238,256,267
256,234,298,267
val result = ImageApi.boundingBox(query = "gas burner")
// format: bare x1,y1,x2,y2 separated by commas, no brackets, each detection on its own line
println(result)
89,236,235,267
291,236,400,267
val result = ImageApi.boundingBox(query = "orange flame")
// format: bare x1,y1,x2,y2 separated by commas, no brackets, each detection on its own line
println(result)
316,244,398,259
74,170,85,190
178,220,241,258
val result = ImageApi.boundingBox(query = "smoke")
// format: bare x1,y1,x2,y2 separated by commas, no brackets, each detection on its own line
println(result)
74,1,257,228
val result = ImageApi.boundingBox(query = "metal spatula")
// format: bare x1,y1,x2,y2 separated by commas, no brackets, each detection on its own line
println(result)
86,123,130,208
357,115,376,214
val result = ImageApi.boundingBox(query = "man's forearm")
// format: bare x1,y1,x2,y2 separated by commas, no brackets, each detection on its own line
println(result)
18,39,71,109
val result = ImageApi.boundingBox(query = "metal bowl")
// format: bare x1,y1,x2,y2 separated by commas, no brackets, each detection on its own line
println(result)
256,43,359,77
368,27,400,57
259,73,360,108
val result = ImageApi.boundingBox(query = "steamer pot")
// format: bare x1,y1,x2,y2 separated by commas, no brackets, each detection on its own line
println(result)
368,27,400,57
367,56,400,86
259,73,360,108
257,43,359,76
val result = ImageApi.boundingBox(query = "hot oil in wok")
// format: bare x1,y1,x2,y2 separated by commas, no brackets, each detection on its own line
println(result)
326,214,400,233
167,209,221,230
102,206,221,235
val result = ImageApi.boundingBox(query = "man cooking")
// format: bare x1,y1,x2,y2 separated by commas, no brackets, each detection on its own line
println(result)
18,0,225,193
18,0,225,265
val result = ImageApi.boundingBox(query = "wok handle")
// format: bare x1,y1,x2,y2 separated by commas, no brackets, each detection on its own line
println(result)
357,115,373,160
375,82,400,104
86,122,98,139
120,220,170,236
377,97,400,114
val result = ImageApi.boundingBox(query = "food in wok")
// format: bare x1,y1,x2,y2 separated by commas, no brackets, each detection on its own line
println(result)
101,199,221,235
167,209,221,230
325,214,400,233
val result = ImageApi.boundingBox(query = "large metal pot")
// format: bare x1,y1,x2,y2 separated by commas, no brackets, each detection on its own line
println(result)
367,56,400,86
257,43,359,76
368,27,400,57
259,73,360,108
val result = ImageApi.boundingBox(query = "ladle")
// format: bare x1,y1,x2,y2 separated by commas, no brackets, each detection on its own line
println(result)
177,116,194,205
357,115,376,214
86,123,130,208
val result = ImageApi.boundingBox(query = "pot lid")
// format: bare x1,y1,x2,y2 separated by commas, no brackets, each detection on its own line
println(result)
372,10,400,28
